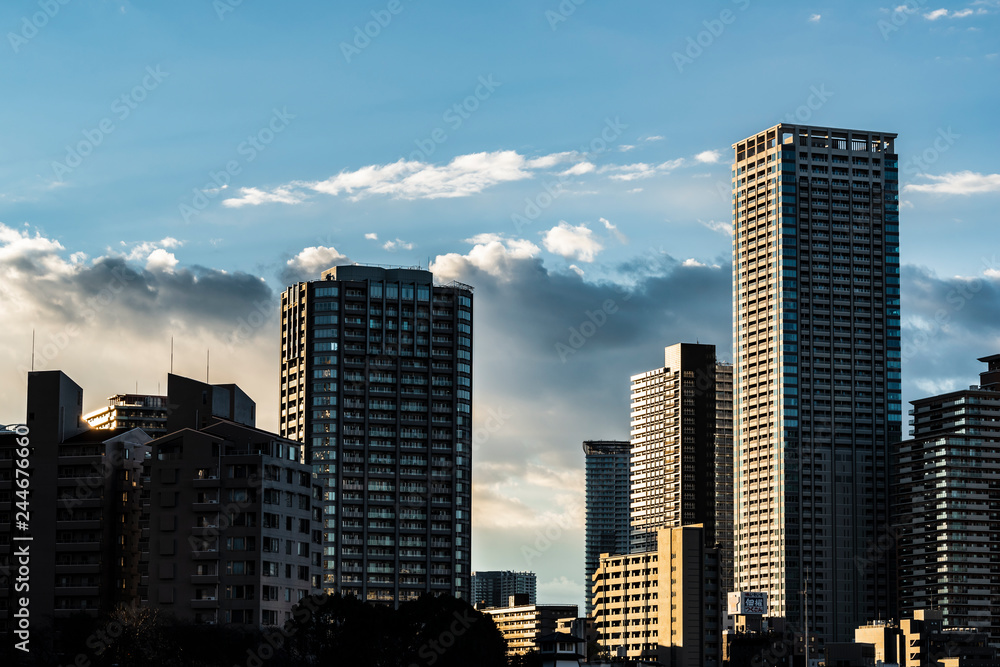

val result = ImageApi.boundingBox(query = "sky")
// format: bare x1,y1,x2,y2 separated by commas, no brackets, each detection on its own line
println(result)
1,0,999,612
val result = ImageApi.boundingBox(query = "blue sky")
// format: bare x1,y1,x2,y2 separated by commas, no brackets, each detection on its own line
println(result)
1,0,999,611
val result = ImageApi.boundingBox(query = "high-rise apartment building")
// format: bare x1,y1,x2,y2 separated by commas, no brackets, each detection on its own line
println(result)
279,265,473,604
630,343,718,552
584,439,631,616
714,362,734,597
893,354,1000,642
471,570,537,608
732,124,901,642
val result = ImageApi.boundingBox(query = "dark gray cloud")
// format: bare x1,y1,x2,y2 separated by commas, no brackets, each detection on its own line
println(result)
900,264,1000,400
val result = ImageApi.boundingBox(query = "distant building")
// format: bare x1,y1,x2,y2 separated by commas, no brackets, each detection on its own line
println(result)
472,570,536,608
893,355,1000,642
144,420,323,625
714,362,734,597
84,393,170,436
630,343,719,553
583,439,630,616
591,524,721,667
482,602,579,658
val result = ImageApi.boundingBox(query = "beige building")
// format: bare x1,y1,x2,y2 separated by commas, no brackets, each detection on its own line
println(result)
482,602,578,657
591,524,720,667
855,611,998,667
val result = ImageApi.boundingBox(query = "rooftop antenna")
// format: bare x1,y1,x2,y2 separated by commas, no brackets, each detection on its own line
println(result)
170,337,174,374
206,349,210,383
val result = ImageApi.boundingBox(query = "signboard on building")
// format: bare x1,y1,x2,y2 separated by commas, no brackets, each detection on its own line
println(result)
727,591,768,616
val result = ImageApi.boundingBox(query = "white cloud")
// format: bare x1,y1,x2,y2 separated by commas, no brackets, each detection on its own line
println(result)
694,150,722,164
627,187,644,194
601,217,628,244
146,249,178,273
922,6,983,18
699,219,732,235
222,186,309,208
225,150,588,205
618,144,636,152
383,238,414,252
809,13,822,21
599,158,685,181
560,161,596,177
525,152,580,169
568,264,584,277
904,171,1000,194
284,245,350,280
120,237,184,263
364,232,378,241
431,235,540,280
644,135,665,142
542,222,604,262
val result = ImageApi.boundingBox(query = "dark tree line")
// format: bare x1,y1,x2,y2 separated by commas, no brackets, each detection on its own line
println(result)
19,593,507,667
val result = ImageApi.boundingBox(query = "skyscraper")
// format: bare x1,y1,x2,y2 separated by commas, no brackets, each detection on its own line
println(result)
583,439,631,616
732,124,901,642
893,354,1000,642
629,343,718,552
279,265,473,604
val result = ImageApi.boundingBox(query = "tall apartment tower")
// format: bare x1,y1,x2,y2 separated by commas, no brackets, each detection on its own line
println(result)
279,265,473,604
630,343,718,552
732,124,901,643
583,439,631,616
893,354,1000,643
714,362,734,597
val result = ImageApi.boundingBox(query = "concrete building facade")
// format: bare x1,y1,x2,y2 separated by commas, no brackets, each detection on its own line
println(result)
715,362,735,597
893,355,1000,643
630,343,719,553
591,525,721,667
583,439,631,616
279,265,473,603
732,124,901,641
0,371,152,636
482,602,579,657
145,420,323,625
